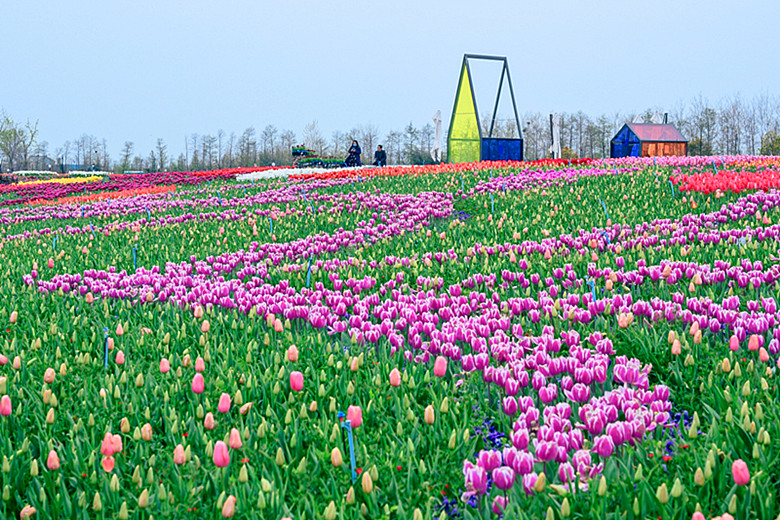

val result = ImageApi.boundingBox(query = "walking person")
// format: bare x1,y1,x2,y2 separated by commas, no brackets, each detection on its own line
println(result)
346,140,362,167
373,145,387,167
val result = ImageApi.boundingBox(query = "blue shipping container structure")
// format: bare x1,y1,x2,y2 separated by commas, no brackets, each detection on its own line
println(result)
610,123,688,158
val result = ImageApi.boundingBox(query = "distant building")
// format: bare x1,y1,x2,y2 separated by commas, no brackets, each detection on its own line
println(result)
610,123,688,158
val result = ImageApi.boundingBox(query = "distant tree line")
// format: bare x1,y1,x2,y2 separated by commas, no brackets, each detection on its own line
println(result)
2,93,779,173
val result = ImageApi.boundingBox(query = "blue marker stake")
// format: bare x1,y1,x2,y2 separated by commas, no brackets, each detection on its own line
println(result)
338,412,358,483
103,327,110,369
90,224,94,234
269,217,273,234
306,256,312,287
52,237,56,250
133,246,137,270
146,208,150,221
669,180,676,198
598,198,610,221
81,206,84,218
503,181,506,193
712,160,719,174
600,230,611,244
490,193,494,214
243,187,246,197
653,157,657,167
217,192,222,204
461,176,464,192
587,280,597,303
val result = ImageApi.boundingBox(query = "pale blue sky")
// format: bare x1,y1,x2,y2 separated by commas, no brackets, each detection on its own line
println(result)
2,0,778,158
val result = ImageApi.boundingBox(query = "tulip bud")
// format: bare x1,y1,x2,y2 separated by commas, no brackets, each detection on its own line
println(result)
596,475,606,496
138,489,149,508
656,483,669,504
275,447,285,466
694,467,705,485
361,471,374,494
331,448,343,467
535,472,547,493
424,405,435,425
346,486,355,504
222,495,236,518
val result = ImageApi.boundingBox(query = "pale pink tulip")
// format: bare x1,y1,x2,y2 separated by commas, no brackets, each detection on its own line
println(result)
201,320,210,333
218,393,231,413
9,311,17,324
389,368,402,387
43,368,55,384
229,428,243,449
111,434,123,454
159,358,170,373
213,441,230,467
46,450,60,470
347,405,363,428
195,356,206,372
115,350,125,365
100,432,114,456
290,371,303,392
173,444,186,465
101,456,115,472
433,356,448,377
221,495,236,518
191,373,205,394
287,345,299,362
204,412,215,430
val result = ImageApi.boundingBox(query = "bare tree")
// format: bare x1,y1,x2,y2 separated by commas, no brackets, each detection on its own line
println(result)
156,138,168,171
121,141,134,170
303,120,326,155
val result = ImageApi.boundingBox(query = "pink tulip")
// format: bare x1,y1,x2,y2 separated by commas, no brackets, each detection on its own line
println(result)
19,505,36,519
111,434,123,454
173,444,186,465
201,320,210,333
218,393,231,413
191,373,205,394
115,323,124,336
274,319,284,333
159,358,170,373
85,293,94,304
43,368,55,384
221,494,236,518
732,459,750,485
691,513,706,520
433,356,447,377
748,335,759,351
389,368,401,387
290,371,303,392
229,428,243,449
759,347,770,363
46,450,60,470
101,456,115,473
106,337,114,351
729,335,739,351
671,339,681,356
0,354,8,365
347,405,363,428
204,412,215,430
0,395,10,416
115,350,125,365
193,305,204,319
213,441,230,467
47,258,54,268
101,432,114,456
287,345,299,362
195,356,205,372
9,311,17,324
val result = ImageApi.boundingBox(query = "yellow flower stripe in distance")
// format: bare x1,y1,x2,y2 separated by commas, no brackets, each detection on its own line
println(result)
15,176,103,187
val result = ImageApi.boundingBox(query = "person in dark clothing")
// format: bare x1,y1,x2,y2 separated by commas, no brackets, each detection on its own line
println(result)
346,140,362,167
373,145,387,167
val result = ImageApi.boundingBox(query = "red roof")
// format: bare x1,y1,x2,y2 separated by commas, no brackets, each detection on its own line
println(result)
627,123,687,142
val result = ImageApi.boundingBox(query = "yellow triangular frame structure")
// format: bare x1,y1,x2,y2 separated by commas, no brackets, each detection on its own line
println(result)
447,61,481,164
447,54,522,163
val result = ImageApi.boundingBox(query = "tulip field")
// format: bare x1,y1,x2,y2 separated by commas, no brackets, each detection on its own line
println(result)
2,156,780,520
